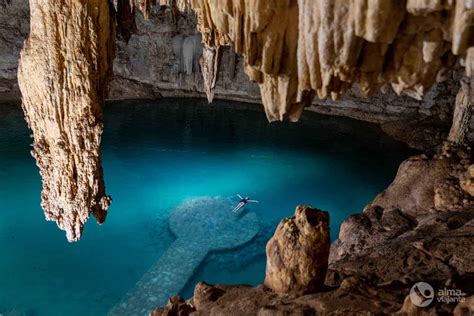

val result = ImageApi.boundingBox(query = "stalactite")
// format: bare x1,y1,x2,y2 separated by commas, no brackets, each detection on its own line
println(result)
115,0,137,42
185,0,473,122
199,45,221,103
17,0,114,242
186,0,312,121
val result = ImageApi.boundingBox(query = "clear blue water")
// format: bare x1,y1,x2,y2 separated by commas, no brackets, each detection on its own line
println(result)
0,98,414,315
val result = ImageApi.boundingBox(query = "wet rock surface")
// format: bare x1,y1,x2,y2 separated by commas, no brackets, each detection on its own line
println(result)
152,143,474,315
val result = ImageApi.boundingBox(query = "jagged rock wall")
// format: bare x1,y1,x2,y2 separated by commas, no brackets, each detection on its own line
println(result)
17,0,113,241
0,0,465,126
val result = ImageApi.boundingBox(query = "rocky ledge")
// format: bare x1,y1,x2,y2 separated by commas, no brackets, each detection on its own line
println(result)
150,142,473,315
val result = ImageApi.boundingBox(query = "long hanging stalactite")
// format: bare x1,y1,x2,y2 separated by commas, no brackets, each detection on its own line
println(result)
18,0,114,242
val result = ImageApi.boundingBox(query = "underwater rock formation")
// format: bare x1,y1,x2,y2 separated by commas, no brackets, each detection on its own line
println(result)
265,206,330,294
110,197,259,315
17,0,113,241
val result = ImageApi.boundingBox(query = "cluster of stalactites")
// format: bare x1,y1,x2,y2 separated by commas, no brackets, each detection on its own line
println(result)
184,0,474,122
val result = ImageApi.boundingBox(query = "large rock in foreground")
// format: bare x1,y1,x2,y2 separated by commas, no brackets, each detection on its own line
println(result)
264,205,330,294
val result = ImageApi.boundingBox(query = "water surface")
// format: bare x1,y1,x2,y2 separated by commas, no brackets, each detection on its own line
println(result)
0,98,413,315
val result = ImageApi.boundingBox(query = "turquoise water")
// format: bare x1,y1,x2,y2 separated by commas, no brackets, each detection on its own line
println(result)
0,98,413,315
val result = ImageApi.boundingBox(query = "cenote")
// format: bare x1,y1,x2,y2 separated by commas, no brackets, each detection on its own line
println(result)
0,98,414,316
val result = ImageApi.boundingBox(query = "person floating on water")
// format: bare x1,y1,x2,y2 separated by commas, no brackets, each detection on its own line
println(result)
233,194,259,212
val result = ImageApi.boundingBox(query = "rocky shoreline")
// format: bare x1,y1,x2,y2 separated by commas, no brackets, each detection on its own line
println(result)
151,142,474,315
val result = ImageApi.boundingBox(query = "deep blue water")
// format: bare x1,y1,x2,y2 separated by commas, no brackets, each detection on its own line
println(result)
0,98,414,315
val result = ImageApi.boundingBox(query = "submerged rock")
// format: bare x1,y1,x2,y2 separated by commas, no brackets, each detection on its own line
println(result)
264,205,330,294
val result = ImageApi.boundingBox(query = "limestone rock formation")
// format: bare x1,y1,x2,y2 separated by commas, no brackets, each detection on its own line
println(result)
186,0,473,126
0,1,465,129
328,143,474,288
199,46,221,102
461,164,474,196
370,142,473,216
187,0,310,121
17,0,113,241
264,205,330,294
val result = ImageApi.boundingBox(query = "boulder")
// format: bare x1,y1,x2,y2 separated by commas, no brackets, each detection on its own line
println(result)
264,205,330,294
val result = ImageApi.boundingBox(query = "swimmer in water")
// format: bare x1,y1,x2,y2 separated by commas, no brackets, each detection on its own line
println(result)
233,194,259,212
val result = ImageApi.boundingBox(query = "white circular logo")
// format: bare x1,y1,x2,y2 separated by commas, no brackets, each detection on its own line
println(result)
410,282,435,307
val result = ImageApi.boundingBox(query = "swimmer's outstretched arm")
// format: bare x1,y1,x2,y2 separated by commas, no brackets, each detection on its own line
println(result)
236,194,243,200
248,200,259,203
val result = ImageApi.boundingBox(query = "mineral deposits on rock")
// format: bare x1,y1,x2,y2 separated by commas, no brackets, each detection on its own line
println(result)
186,0,474,124
264,205,330,294
17,0,113,241
370,142,474,215
1,1,467,129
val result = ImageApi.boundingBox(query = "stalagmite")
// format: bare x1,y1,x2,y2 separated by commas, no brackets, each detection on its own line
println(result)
17,0,114,242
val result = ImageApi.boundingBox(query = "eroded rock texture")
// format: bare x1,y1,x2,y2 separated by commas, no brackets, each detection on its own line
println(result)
187,0,473,124
17,0,113,241
187,0,309,121
265,206,330,294
1,0,467,135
